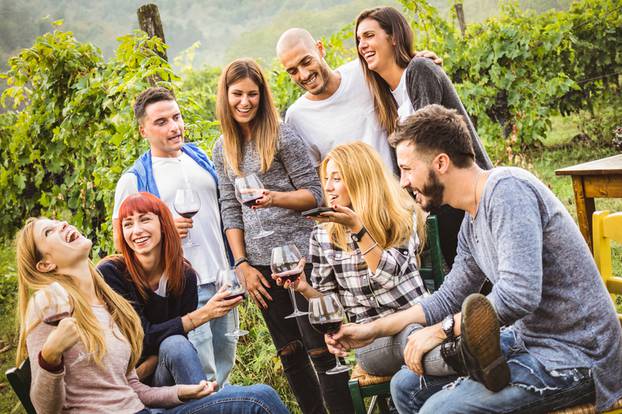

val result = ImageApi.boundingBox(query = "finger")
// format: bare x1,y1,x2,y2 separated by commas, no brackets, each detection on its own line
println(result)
412,348,424,376
257,272,272,291
256,285,272,302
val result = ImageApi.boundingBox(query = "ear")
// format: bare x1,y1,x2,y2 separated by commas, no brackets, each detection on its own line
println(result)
36,259,57,273
433,153,451,174
316,40,326,58
138,122,147,138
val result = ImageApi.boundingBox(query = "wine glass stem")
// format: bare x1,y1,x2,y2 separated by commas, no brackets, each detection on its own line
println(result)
252,208,268,234
289,287,301,313
334,355,344,368
186,228,193,245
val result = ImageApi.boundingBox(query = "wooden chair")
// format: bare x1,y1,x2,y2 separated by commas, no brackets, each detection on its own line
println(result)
348,215,447,414
592,210,622,323
5,357,37,414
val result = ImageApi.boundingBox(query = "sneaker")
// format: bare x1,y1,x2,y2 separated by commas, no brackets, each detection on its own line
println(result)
460,293,510,392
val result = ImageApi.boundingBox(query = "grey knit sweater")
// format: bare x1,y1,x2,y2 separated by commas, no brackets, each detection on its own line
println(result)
421,167,622,411
212,123,323,265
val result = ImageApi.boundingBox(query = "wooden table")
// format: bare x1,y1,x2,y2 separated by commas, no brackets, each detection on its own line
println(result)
555,154,622,251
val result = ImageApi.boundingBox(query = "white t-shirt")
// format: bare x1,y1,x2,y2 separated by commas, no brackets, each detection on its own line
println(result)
391,70,416,121
285,60,396,173
113,153,229,284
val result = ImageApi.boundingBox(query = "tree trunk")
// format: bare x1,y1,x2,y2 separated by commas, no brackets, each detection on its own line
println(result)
454,3,466,37
137,4,168,61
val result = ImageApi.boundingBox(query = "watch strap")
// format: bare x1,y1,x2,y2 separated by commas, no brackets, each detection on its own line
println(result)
351,226,368,244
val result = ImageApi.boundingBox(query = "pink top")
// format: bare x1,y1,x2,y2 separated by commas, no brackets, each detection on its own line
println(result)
26,304,181,413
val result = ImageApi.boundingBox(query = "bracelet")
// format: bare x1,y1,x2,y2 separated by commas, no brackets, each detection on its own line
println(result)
234,257,248,268
186,313,197,330
361,242,378,256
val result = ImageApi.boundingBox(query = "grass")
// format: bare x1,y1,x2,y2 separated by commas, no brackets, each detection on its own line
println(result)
1,118,620,411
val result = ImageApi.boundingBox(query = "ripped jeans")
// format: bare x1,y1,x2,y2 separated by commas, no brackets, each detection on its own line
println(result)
390,327,595,414
254,264,353,414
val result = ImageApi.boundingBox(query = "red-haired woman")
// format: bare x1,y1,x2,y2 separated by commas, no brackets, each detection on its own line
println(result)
97,192,242,386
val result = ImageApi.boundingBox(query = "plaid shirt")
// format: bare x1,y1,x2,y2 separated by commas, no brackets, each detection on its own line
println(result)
309,223,428,324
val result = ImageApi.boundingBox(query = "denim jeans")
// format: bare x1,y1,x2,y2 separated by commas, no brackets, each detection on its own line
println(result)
254,264,353,414
188,282,238,387
390,328,595,413
356,323,454,377
152,335,206,386
137,384,289,414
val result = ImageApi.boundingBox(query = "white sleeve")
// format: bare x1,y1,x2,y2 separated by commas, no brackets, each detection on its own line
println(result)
112,174,139,219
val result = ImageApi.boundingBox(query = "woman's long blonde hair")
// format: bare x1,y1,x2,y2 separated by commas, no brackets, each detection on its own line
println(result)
216,58,280,176
320,142,425,253
15,218,143,374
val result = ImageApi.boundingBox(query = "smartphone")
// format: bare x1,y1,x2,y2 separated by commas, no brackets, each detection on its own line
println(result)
301,206,334,217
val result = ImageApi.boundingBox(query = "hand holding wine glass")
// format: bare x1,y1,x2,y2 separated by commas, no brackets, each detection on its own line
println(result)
308,293,351,374
271,245,307,319
32,282,81,364
235,174,274,239
174,188,201,248
215,269,249,337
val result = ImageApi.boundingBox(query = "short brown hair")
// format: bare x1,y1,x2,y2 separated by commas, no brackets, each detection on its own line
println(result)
389,104,475,168
133,87,176,122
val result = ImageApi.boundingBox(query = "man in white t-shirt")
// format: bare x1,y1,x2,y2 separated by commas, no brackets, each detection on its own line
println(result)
111,87,236,387
277,28,442,173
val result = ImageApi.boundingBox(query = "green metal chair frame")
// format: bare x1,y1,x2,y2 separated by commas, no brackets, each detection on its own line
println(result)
6,357,37,414
348,214,447,414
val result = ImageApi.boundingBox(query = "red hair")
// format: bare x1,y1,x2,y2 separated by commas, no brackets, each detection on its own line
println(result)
110,192,186,300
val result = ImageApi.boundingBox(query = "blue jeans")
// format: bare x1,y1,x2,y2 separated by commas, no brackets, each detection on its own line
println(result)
137,384,289,414
153,335,206,386
188,283,238,387
390,328,595,413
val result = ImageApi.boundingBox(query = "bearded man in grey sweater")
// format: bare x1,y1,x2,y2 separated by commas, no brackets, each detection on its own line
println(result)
325,104,622,413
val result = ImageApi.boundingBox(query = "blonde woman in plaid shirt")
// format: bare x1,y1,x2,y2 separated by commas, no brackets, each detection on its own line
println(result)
275,142,456,378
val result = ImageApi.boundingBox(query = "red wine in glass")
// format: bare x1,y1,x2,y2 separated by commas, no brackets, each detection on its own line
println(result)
310,319,342,335
174,188,201,248
242,196,263,208
43,311,73,326
216,269,249,337
177,209,199,219
276,268,302,283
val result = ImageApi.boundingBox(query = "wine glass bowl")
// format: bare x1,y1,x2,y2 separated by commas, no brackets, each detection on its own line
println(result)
216,269,248,337
32,282,73,326
174,188,201,248
308,293,351,375
271,245,307,319
234,174,274,240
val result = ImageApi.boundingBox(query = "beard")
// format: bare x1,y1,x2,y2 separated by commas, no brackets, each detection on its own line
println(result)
299,64,331,95
418,169,445,212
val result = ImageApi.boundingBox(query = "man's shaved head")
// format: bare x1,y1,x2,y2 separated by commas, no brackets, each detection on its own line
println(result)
276,28,317,57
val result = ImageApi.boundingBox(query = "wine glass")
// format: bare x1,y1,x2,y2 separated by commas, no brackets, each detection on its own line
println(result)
308,293,351,375
271,245,307,319
32,282,73,326
215,269,248,337
174,188,201,248
234,174,274,240
32,282,91,367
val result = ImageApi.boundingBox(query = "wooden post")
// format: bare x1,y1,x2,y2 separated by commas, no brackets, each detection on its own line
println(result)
137,4,168,61
454,3,466,37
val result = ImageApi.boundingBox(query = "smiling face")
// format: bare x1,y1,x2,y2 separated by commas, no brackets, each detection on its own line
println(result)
279,41,332,98
227,77,261,126
356,17,395,74
324,159,352,208
396,142,445,212
121,211,162,257
33,219,92,273
140,100,185,158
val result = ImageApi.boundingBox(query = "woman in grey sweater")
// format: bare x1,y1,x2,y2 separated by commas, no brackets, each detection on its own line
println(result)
354,6,494,269
212,57,353,414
